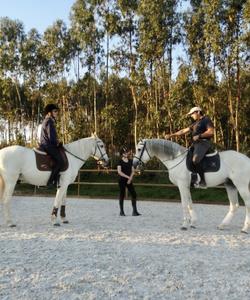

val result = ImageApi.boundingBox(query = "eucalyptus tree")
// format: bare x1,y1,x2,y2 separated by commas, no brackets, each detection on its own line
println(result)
110,0,139,146
41,20,72,80
216,0,247,151
136,0,180,138
40,20,73,142
70,0,103,134
81,0,122,145
0,17,26,138
185,0,248,150
168,64,195,145
21,28,46,142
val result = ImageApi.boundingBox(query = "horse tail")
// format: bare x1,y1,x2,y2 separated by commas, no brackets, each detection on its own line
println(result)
0,174,5,201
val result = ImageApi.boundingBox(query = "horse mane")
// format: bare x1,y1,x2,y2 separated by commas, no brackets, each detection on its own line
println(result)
146,139,186,159
65,136,98,147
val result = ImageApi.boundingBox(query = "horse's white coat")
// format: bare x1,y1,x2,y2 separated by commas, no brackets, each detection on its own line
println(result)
0,136,109,226
133,139,250,232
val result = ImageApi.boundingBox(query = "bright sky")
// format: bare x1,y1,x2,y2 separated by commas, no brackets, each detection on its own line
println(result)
0,0,75,33
0,0,187,78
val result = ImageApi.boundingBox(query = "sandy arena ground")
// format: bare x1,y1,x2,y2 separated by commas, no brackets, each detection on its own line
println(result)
0,196,250,300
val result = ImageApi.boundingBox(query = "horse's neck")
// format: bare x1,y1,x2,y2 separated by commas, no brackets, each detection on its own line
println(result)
66,138,93,161
147,139,186,162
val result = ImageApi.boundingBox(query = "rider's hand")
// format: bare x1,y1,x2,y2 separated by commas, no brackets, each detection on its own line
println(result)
193,135,200,142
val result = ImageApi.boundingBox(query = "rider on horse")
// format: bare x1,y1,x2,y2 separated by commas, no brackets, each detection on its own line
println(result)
165,106,214,188
39,103,64,187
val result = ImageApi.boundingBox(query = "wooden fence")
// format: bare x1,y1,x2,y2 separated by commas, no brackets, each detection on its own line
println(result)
60,168,224,197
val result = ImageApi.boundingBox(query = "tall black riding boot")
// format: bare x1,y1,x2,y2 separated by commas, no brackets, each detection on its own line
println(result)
47,168,58,187
132,199,141,216
194,162,206,188
119,199,125,216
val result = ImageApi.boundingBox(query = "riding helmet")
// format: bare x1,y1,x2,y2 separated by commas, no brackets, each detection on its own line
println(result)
120,147,128,156
44,103,59,115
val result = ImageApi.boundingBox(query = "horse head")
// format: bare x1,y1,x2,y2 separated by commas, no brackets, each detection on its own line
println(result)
91,136,109,167
133,139,151,170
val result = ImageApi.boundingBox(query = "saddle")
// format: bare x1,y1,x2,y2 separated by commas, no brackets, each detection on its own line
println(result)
34,147,69,172
186,147,220,173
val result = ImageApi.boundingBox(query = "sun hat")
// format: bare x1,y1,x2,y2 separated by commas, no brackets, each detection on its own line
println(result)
187,106,202,115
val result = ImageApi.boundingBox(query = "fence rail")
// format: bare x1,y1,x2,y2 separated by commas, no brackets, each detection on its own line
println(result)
70,168,224,197
30,169,225,197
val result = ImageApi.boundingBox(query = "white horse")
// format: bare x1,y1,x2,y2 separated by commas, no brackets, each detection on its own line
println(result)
133,139,250,233
0,135,109,226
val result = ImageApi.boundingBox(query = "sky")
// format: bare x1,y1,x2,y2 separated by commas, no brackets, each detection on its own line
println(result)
0,0,75,33
0,0,187,78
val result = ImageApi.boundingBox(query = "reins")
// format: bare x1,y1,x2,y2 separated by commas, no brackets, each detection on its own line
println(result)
162,150,188,172
63,140,107,164
63,147,86,163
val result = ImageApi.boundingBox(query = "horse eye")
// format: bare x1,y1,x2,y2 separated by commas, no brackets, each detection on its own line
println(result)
138,149,141,152
100,145,103,148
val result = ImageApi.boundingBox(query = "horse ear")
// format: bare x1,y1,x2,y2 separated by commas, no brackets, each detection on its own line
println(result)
91,132,97,138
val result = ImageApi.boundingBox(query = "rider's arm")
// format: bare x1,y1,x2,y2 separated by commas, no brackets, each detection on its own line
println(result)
47,119,59,146
128,166,135,183
117,165,130,179
199,126,214,139
165,127,190,139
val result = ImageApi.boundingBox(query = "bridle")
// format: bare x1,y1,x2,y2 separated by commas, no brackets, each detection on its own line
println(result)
134,141,151,167
63,140,107,164
92,140,107,163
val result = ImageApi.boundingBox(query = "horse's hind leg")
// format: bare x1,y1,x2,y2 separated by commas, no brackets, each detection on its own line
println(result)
218,182,239,230
236,185,250,233
2,184,16,227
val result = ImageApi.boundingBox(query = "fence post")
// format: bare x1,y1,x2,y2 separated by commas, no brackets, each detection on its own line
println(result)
77,171,80,197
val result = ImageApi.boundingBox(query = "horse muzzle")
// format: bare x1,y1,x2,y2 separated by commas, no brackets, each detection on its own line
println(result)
97,157,109,168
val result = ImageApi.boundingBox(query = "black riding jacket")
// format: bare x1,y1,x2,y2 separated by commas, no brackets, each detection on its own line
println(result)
39,116,59,149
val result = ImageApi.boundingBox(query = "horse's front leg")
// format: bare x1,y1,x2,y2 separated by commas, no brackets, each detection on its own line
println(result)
51,186,68,226
178,184,196,230
60,191,69,224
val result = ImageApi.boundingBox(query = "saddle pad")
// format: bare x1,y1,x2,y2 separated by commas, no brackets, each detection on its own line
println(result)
34,147,69,172
186,149,220,173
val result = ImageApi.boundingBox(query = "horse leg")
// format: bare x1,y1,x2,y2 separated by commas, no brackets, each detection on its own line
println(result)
187,193,198,228
236,185,250,233
178,185,193,230
60,191,69,224
51,186,68,226
2,184,16,227
218,183,239,230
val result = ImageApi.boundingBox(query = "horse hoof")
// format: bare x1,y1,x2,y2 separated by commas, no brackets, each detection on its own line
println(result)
241,230,248,234
53,223,61,227
190,225,196,229
217,225,224,230
181,226,188,230
62,220,69,224
8,224,16,228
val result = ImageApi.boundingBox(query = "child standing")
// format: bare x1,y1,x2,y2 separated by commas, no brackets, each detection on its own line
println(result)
117,147,141,216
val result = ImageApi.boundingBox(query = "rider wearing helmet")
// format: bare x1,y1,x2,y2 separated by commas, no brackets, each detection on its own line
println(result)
40,103,64,187
165,106,214,188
